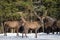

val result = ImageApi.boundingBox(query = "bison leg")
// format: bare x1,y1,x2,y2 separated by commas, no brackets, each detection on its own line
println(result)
56,28,58,34
52,30,54,34
46,28,49,34
56,31,58,34
46,27,51,34
56,28,59,34
52,27,55,34
59,28,60,34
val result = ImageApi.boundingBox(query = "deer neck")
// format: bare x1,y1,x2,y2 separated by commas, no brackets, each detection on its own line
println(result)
21,17,26,23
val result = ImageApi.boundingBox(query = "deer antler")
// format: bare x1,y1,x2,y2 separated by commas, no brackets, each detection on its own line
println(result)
43,10,48,17
34,9,48,33
34,11,42,20
20,17,26,23
32,7,43,23
33,11,45,32
16,12,26,23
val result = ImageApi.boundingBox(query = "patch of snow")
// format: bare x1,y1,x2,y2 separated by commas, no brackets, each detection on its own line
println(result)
0,33,60,40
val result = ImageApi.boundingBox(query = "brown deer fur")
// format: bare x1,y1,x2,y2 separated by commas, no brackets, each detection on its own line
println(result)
4,21,22,36
21,17,43,38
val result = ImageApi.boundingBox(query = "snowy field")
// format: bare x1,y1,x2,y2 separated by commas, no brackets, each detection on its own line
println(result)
0,32,60,40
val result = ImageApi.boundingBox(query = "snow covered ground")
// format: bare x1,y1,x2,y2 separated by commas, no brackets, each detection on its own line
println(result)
0,32,60,40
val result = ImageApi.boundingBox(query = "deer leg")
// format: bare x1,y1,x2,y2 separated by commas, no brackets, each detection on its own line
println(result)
22,31,24,38
16,28,19,36
30,30,32,33
1,23,4,33
35,29,38,38
22,25,28,38
13,29,15,33
24,28,29,37
22,32,23,38
4,27,7,36
11,28,14,33
22,30,28,38
24,28,28,38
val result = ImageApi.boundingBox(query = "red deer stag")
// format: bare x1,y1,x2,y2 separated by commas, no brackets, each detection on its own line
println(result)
34,12,45,32
4,21,22,36
21,17,43,38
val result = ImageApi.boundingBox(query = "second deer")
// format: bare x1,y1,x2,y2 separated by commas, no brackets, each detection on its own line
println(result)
21,17,43,38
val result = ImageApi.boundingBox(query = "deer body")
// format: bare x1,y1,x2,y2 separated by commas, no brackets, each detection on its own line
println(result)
21,17,42,38
4,21,22,36
23,21,41,29
4,21,21,28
